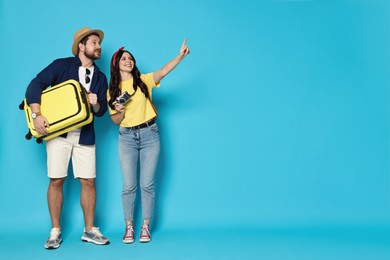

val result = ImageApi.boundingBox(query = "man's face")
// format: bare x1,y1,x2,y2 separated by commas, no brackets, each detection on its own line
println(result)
81,35,102,60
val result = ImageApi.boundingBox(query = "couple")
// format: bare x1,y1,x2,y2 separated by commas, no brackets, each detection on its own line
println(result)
25,26,190,249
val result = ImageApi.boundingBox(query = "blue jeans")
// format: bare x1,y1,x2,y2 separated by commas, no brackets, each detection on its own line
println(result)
118,123,160,222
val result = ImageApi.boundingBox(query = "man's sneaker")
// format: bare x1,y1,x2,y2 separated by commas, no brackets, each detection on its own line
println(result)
122,224,134,244
139,224,151,243
44,228,62,249
81,227,109,245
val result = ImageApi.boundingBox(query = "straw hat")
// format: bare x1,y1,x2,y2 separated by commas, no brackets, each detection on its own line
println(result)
72,27,104,55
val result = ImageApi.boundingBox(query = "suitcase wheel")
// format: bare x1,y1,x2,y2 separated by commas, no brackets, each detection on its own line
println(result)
25,131,32,140
19,100,25,110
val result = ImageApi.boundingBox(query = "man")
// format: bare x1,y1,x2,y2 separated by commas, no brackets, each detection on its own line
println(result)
25,27,109,249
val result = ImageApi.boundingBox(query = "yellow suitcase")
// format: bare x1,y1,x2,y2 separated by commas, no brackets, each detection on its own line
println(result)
22,80,92,142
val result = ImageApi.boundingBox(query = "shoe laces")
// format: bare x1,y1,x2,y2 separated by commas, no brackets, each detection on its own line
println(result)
89,227,103,237
141,224,150,237
49,228,60,240
125,225,134,236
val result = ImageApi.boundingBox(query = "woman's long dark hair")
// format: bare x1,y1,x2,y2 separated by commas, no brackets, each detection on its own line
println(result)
108,49,150,110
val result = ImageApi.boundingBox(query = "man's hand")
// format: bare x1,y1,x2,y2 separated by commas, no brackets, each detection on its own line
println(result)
88,92,100,113
87,92,98,105
33,115,50,135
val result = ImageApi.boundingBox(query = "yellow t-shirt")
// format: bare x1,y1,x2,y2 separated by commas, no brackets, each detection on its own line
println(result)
108,73,160,127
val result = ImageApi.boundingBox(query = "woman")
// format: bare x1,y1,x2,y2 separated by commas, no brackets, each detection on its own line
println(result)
108,39,190,243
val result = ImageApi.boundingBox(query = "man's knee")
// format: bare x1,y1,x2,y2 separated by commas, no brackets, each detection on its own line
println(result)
79,178,95,188
49,178,65,188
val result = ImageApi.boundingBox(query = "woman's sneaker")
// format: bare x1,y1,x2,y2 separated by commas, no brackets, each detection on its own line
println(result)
81,227,109,245
44,228,62,249
122,224,134,243
139,224,151,243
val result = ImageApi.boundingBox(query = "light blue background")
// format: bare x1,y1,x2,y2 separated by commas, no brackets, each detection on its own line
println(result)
1,0,390,259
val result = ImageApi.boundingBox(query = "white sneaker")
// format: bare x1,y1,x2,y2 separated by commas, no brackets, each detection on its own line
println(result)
81,227,110,245
44,228,62,249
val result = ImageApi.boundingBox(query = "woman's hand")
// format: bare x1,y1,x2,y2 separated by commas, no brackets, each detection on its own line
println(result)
179,38,190,58
114,102,126,114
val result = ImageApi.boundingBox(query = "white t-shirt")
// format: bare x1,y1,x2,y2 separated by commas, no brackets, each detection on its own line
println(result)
78,66,94,92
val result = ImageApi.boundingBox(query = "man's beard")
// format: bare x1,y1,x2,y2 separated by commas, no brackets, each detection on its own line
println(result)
85,49,101,60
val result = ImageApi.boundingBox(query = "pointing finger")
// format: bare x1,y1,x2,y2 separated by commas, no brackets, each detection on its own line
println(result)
182,38,188,48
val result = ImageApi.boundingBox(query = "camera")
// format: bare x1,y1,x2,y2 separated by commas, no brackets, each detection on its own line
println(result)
116,91,131,105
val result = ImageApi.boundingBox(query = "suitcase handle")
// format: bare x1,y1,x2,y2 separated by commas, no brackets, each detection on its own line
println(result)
80,87,90,105
81,91,88,104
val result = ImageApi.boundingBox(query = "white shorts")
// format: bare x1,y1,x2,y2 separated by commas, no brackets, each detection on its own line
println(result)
46,130,96,179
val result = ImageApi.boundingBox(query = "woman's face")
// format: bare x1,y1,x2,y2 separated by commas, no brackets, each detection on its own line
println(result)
119,52,134,73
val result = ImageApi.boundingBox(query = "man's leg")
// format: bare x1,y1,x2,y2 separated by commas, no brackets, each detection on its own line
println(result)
45,177,65,249
79,178,96,230
72,136,108,245
79,177,109,245
47,178,66,228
